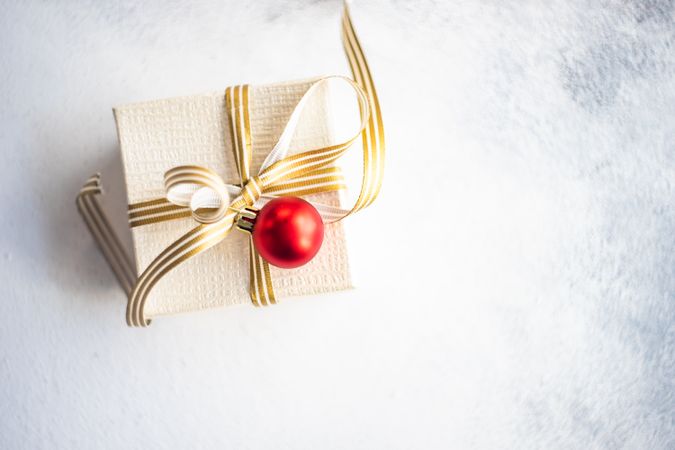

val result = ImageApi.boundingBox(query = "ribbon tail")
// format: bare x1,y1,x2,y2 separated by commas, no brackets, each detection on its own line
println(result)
126,218,235,327
76,174,137,296
341,3,386,213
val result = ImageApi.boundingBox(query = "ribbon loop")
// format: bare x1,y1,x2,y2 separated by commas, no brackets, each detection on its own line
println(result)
164,166,230,224
190,186,227,224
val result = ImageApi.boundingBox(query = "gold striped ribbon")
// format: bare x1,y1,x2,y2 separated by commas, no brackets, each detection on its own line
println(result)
76,174,136,295
226,84,275,307
77,3,384,327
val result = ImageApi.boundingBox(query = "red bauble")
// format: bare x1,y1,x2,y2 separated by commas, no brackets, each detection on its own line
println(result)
252,197,324,268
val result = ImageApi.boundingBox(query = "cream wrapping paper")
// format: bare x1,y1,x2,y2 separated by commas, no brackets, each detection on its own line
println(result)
113,78,353,317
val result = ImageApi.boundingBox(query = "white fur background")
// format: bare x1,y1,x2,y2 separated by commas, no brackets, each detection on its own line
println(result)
1,0,673,448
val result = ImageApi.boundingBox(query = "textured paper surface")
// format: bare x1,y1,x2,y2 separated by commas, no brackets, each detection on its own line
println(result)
114,79,352,317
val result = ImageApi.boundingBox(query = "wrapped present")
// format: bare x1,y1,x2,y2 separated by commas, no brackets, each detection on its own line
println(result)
116,79,354,318
76,4,384,327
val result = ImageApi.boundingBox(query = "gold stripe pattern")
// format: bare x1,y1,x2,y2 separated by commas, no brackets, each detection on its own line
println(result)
342,3,385,211
226,84,276,307
76,174,137,294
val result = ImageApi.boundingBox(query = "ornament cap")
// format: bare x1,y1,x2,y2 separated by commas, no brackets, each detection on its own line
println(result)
235,207,258,233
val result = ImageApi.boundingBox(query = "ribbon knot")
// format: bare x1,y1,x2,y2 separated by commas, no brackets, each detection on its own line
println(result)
240,176,263,207
163,166,265,226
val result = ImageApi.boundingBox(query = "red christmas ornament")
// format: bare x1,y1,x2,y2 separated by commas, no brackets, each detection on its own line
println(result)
252,197,324,268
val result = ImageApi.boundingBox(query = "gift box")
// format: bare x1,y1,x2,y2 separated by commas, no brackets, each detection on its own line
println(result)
77,4,384,326
113,79,353,318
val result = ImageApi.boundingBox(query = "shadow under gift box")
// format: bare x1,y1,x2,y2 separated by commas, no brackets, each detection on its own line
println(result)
112,78,353,318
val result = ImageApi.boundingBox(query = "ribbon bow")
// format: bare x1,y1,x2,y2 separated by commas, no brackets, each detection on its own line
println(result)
161,77,368,227
77,4,384,327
